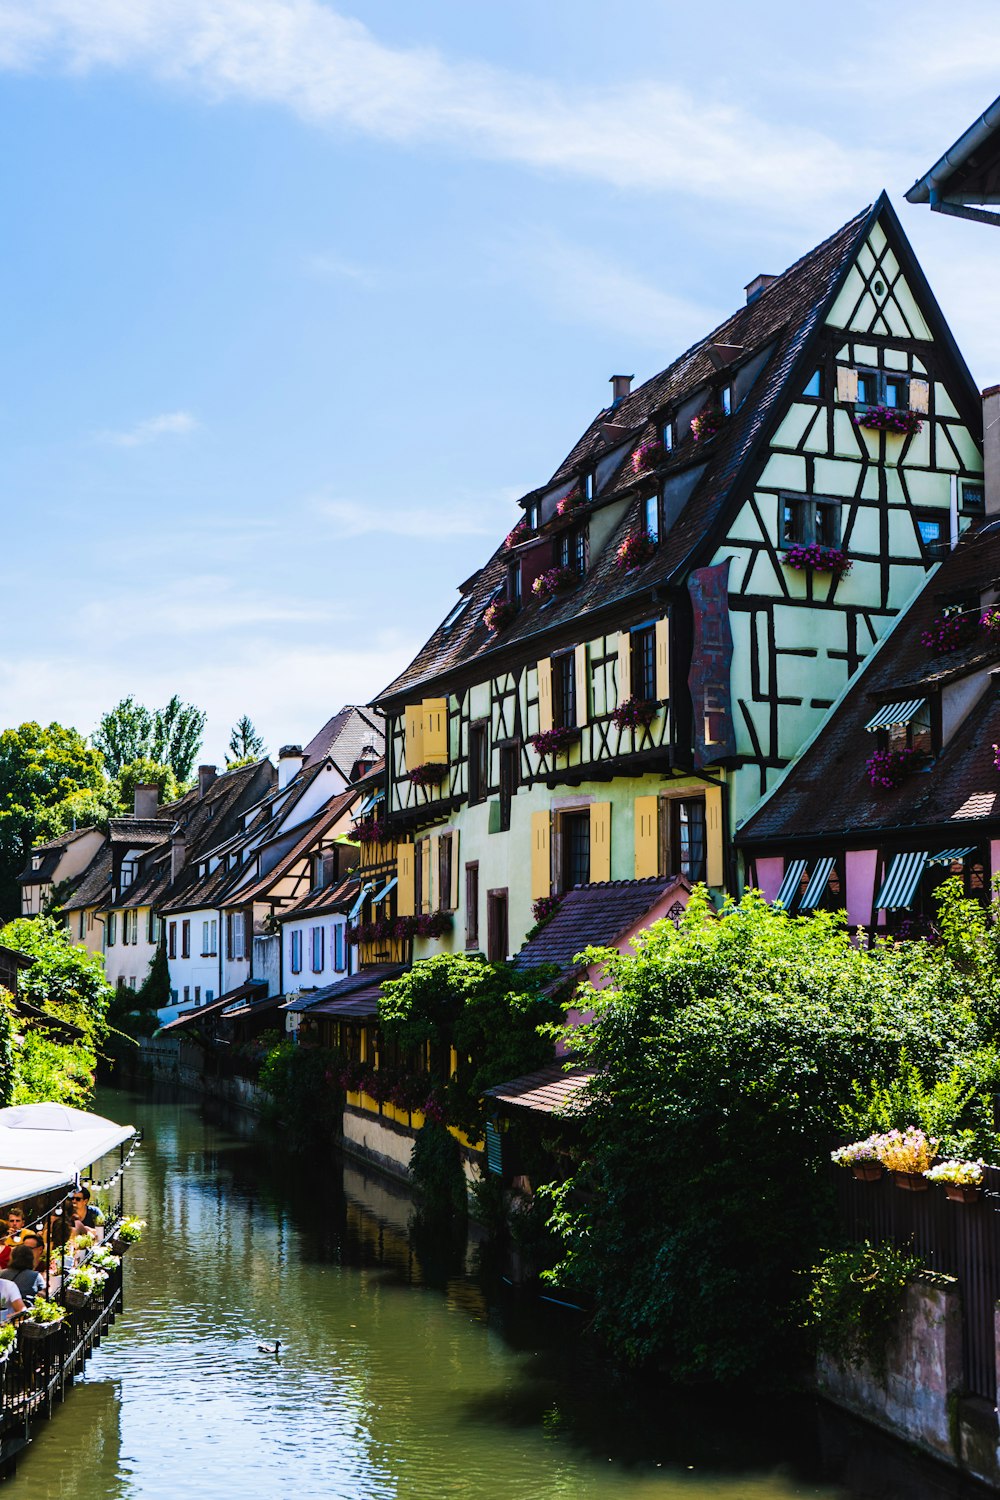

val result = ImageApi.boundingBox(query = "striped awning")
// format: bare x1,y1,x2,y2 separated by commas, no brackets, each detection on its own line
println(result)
347,882,374,922
799,856,836,912
865,699,925,732
371,877,398,906
356,789,385,817
774,859,807,911
875,851,928,910
928,847,976,865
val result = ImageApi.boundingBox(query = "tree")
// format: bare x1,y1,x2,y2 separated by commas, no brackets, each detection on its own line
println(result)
91,696,154,778
114,758,179,811
226,715,265,767
151,694,206,783
93,695,206,782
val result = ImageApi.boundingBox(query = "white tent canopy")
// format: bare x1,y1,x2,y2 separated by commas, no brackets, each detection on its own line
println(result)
0,1103,136,1211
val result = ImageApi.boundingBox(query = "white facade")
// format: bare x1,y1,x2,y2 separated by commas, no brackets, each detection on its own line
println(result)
281,912,350,996
102,905,159,994
164,907,223,1012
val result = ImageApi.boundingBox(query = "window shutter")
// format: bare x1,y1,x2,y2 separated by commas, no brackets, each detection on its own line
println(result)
428,833,439,912
422,697,448,764
244,910,252,958
397,842,415,916
655,619,670,701
616,632,632,707
590,802,611,884
536,659,553,733
225,913,232,961
909,377,930,414
404,705,424,770
705,784,724,887
530,811,551,900
450,830,460,911
420,839,432,914
836,365,858,402
634,795,660,879
574,644,590,728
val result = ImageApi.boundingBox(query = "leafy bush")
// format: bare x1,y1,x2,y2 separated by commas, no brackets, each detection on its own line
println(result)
259,1040,342,1149
409,1118,467,1224
807,1241,923,1374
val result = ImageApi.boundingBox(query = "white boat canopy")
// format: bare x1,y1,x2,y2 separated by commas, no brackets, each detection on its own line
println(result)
0,1103,136,1211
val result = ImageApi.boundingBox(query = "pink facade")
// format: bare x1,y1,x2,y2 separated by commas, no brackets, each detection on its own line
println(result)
846,848,880,929
753,857,785,903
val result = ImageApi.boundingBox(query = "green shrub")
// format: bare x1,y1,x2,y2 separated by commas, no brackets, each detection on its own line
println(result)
807,1241,924,1374
259,1040,342,1149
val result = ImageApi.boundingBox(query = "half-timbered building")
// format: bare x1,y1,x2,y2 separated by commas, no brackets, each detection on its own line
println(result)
374,194,985,956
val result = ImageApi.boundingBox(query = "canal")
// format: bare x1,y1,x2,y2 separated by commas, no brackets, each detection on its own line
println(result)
2,1086,986,1499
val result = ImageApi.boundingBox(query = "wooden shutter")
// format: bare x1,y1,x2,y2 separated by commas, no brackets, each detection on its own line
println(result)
422,697,448,764
590,802,611,884
705,784,724,887
449,830,460,911
396,844,415,916
634,795,659,880
530,811,551,899
244,910,252,959
225,912,233,961
420,839,432,914
909,377,930,414
404,705,424,770
836,365,858,402
537,659,553,733
616,632,631,707
428,834,440,912
574,644,589,727
654,618,670,701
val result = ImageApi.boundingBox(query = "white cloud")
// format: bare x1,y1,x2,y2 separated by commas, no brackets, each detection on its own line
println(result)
0,0,881,212
311,488,519,538
75,575,341,636
98,409,199,446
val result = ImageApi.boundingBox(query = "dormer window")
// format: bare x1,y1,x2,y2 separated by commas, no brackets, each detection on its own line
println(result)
583,470,596,502
557,526,588,577
865,698,934,758
720,384,733,417
662,420,674,452
643,493,660,546
526,499,540,530
507,560,522,606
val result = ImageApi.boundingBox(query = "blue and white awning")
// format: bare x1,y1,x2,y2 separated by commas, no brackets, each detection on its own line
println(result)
799,856,836,912
774,859,807,911
347,882,374,922
371,877,398,906
865,700,925,732
927,847,976,865
875,852,928,910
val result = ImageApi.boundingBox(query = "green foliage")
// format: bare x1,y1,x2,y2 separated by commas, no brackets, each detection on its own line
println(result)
1,917,112,1025
26,1297,64,1324
409,1118,467,1223
12,1029,95,1107
227,715,265,766
807,1241,924,1374
114,758,179,810
107,941,169,1044
542,886,1000,1382
259,1040,342,1149
93,695,206,782
379,954,560,1133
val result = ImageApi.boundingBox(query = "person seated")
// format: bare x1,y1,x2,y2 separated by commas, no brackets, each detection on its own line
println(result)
8,1244,43,1306
18,1230,45,1269
70,1188,104,1235
0,1276,25,1323
0,1206,26,1269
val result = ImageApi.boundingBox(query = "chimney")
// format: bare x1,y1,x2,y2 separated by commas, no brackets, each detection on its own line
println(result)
133,783,159,820
609,373,634,407
278,745,305,790
197,764,217,799
170,831,187,883
983,386,1000,516
745,273,776,304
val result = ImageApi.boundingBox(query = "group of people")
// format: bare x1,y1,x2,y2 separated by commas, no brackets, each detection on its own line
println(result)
0,1188,105,1321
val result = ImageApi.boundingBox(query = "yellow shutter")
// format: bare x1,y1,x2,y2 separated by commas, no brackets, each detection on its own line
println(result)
654,618,670,701
574,644,589,727
705,784,724,887
909,377,930,414
404,706,424,770
590,802,611,884
836,365,858,403
537,658,553,732
450,830,460,911
422,697,448,764
420,839,431,913
428,833,439,912
616,632,631,707
396,843,415,916
634,795,659,880
530,811,551,899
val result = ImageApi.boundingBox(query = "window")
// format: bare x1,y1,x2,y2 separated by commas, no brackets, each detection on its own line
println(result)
662,419,674,452
915,511,946,553
168,922,177,959
202,920,210,955
562,811,590,890
856,370,878,406
486,889,508,962
120,856,138,890
780,493,842,549
883,372,908,410
552,653,576,730
631,624,656,702
107,912,117,947
468,723,489,805
290,930,302,974
442,596,470,630
856,369,908,409
499,745,518,832
438,833,453,912
803,368,825,398
194,986,201,1006
886,701,933,757
643,493,660,545
183,986,190,1005
671,799,707,882
121,911,129,947
311,926,324,972
720,384,733,416
465,863,480,949
508,560,521,606
333,924,346,972
583,470,595,502
206,990,214,1003
962,481,985,514
79,912,86,941
229,911,247,961
147,911,159,944
181,920,191,959
526,499,540,530
557,527,588,577
129,910,138,945
414,844,424,917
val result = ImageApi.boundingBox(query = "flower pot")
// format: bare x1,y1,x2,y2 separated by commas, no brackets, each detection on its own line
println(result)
20,1319,62,1340
892,1170,930,1192
943,1183,981,1204
64,1288,90,1309
851,1161,883,1182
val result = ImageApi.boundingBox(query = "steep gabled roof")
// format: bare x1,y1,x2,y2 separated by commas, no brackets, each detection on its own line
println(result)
60,847,113,913
303,705,384,771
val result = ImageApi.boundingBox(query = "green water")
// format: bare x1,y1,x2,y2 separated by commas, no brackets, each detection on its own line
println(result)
1,1088,977,1498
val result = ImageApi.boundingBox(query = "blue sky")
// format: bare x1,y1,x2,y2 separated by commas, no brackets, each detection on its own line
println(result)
2,0,1000,765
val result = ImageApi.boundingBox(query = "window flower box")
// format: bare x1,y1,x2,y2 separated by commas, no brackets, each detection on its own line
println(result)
854,405,923,437
690,405,725,444
784,544,852,579
831,1136,884,1180
866,746,923,790
483,599,517,635
532,566,579,602
631,439,663,475
924,1159,984,1203
407,762,449,789
556,487,582,517
920,612,980,654
611,695,657,729
982,605,1000,637
614,531,656,572
356,817,389,845
504,519,528,550
528,726,580,756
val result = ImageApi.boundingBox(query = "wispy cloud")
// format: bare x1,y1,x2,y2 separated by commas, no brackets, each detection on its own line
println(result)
0,0,880,212
303,251,376,284
75,576,339,636
312,488,520,539
98,409,199,447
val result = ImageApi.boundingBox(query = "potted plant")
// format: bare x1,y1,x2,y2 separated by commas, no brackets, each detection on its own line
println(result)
407,762,449,789
90,1247,121,1274
690,405,725,444
854,405,922,437
503,518,528,550
631,439,663,475
920,612,980,654
874,1126,937,1189
532,567,579,603
614,531,656,572
0,1322,16,1363
611,695,657,730
20,1297,66,1339
924,1158,984,1204
555,487,582,516
831,1135,884,1182
110,1217,146,1255
865,746,924,791
483,598,517,635
528,726,580,756
64,1264,107,1309
784,543,852,580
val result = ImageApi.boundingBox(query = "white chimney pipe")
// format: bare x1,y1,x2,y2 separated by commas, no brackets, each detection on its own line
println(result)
278,745,305,790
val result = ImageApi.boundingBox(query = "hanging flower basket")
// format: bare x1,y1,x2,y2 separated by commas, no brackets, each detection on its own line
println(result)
854,405,922,436
614,531,656,572
920,613,980,654
982,605,1000,637
528,726,580,756
356,817,389,845
504,519,528,550
631,439,663,475
784,544,852,579
556,487,582,517
690,406,725,444
892,1170,930,1192
865,746,923,791
532,566,579,602
407,762,448,789
611,695,657,730
483,599,517,635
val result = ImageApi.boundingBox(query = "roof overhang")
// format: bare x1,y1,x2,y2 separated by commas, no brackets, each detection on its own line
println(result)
906,94,1000,223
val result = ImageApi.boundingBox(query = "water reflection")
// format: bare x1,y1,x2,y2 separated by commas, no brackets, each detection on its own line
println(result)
1,1087,987,1499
